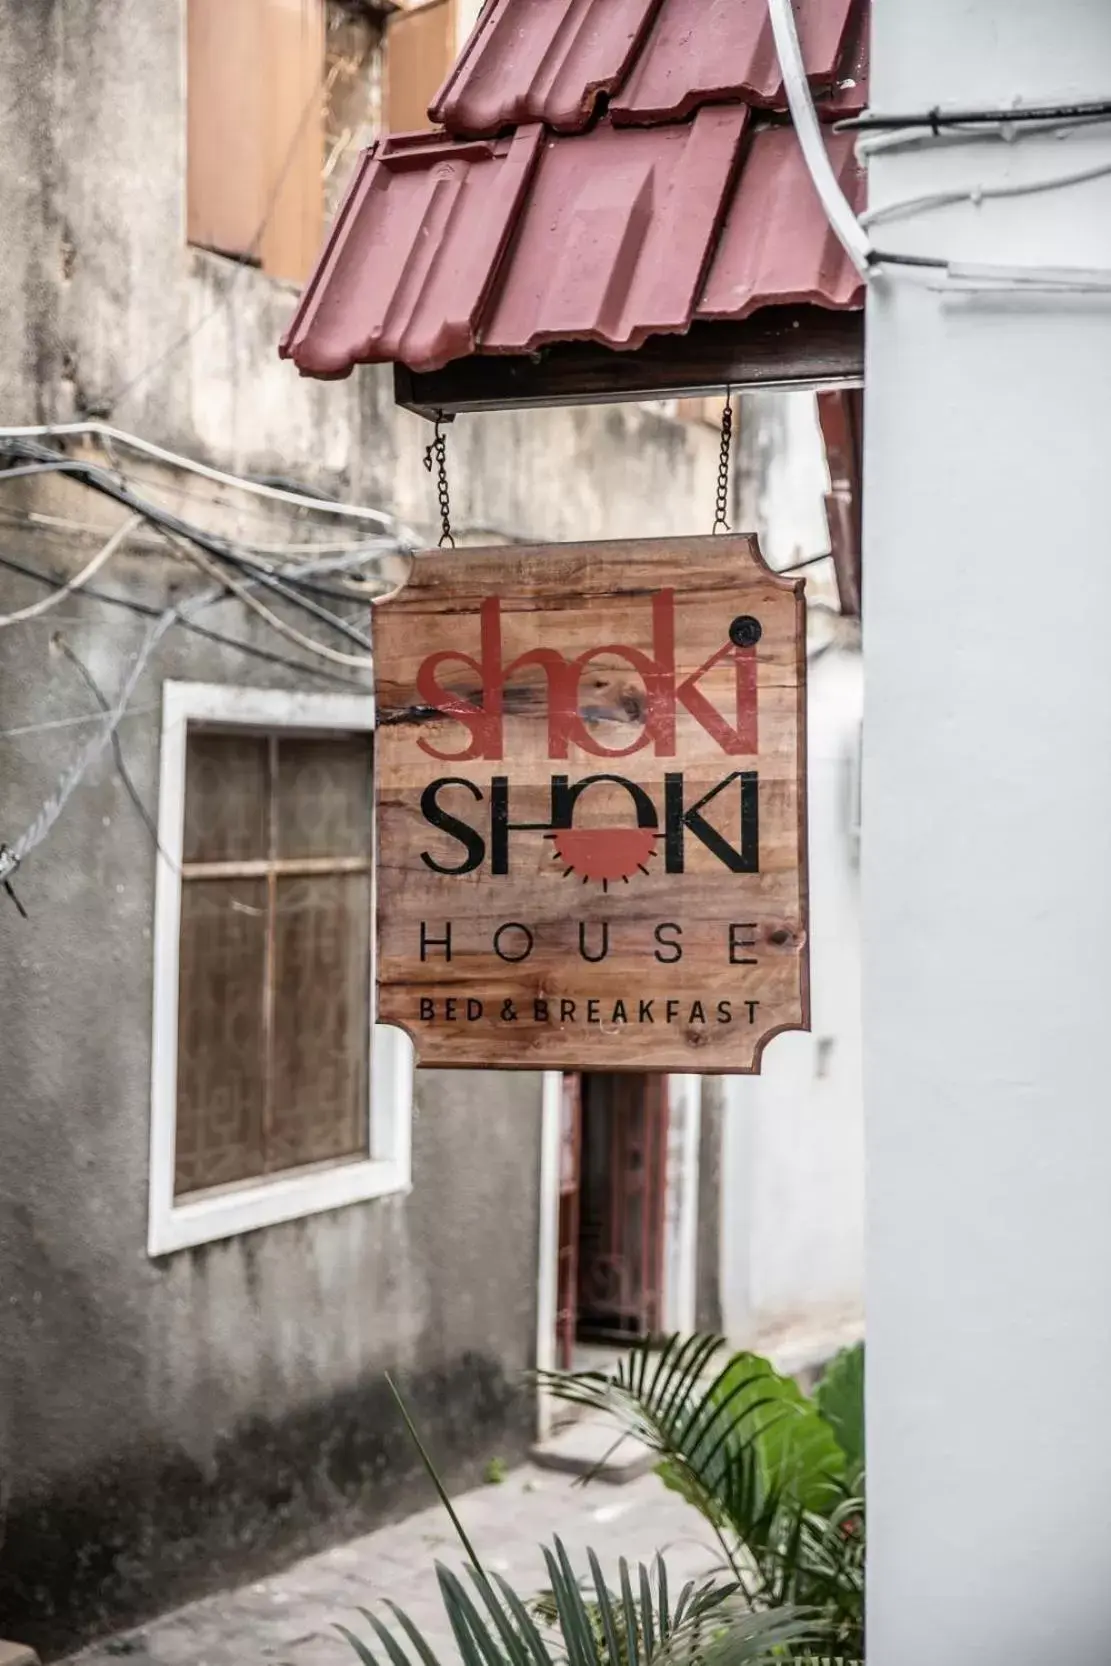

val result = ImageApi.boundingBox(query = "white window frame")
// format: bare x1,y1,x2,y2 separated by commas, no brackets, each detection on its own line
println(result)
148,681,413,1257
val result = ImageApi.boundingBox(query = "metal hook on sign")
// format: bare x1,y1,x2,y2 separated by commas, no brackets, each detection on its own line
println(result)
422,413,455,548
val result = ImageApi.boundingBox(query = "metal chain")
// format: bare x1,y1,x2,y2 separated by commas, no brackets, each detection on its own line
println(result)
422,414,455,548
712,392,734,534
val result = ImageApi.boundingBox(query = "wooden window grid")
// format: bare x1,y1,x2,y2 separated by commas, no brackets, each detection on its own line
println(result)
174,726,374,1197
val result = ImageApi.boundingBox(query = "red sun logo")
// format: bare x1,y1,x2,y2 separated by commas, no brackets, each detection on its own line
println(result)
546,826,660,891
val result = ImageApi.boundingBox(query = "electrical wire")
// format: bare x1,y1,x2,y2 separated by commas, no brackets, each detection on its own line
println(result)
0,439,379,649
861,156,1111,231
74,459,398,551
158,529,374,669
0,610,175,884
0,531,380,888
761,1,1111,298
781,551,835,575
212,544,375,648
0,551,365,686
765,0,871,276
0,421,418,543
854,113,1111,159
77,464,405,563
0,705,160,741
0,513,141,627
0,411,410,892
838,97,1111,135
52,632,174,871
0,438,409,611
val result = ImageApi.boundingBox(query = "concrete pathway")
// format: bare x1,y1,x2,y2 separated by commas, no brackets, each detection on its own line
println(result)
68,1464,721,1666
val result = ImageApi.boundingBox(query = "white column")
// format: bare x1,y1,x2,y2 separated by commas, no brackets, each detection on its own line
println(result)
865,3,1111,1661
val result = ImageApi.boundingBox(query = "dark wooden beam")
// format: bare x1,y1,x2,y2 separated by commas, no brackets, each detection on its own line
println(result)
394,306,864,418
816,387,864,619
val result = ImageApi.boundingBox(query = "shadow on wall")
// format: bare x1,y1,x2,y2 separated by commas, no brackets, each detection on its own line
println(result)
0,1349,530,1661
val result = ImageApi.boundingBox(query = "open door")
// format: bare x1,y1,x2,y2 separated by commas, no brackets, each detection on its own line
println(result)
575,1073,670,1344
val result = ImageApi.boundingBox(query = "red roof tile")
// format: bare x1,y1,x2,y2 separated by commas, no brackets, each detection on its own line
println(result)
610,0,858,123
698,127,864,319
481,108,748,355
280,0,870,380
431,0,660,137
280,127,542,376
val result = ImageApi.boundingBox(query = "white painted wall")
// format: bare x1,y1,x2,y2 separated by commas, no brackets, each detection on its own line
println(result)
722,627,864,1360
736,390,835,593
865,2,1111,1658
720,393,864,1364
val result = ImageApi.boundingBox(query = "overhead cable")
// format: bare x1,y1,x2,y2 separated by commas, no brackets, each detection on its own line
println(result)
861,157,1111,231
0,438,379,649
52,632,172,871
0,533,380,890
763,0,1111,298
0,704,159,741
159,530,374,670
0,551,364,687
838,97,1111,136
0,421,419,543
0,513,142,627
855,113,1111,159
0,609,175,886
765,0,871,276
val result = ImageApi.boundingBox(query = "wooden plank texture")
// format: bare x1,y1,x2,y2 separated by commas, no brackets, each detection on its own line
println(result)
373,536,809,1073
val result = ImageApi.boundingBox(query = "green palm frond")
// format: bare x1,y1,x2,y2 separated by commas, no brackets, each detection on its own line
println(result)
530,1543,736,1666
537,1336,864,1658
340,1544,812,1666
539,1339,846,1565
657,1598,824,1666
340,1354,865,1666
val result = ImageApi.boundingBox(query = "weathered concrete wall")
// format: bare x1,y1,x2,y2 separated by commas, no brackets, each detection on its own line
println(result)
0,0,728,1654
0,548,544,1652
0,0,721,541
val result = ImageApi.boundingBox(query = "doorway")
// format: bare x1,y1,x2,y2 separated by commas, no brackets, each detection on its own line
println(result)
538,1072,702,1421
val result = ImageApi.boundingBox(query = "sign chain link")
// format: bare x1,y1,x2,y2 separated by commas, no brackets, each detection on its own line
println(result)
423,414,455,548
712,393,733,534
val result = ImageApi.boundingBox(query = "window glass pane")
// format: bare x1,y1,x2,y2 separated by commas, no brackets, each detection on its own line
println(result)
183,731,269,863
275,733,372,860
175,879,268,1195
268,872,371,1172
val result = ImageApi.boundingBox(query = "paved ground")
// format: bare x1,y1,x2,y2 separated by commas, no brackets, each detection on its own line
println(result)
68,1463,720,1666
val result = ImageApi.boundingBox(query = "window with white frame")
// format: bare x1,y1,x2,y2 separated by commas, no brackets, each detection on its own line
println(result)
149,683,412,1256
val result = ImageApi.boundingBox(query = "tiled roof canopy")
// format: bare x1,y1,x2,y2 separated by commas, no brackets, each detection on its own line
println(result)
281,0,868,385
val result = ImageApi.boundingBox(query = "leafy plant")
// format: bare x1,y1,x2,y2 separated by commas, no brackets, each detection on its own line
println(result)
337,1374,822,1666
340,1548,819,1666
539,1335,865,1663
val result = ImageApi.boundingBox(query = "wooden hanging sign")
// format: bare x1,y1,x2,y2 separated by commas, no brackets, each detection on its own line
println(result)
373,536,808,1073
